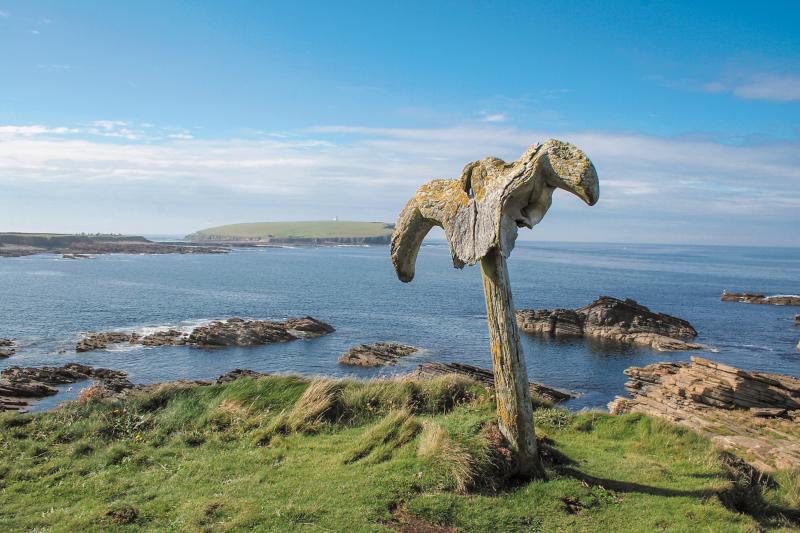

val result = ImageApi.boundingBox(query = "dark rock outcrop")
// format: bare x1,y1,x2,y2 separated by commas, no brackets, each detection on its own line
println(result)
0,363,136,412
721,291,800,306
216,369,269,384
410,362,574,404
608,357,800,471
338,343,417,367
0,338,15,358
516,296,702,351
188,317,334,347
76,317,334,352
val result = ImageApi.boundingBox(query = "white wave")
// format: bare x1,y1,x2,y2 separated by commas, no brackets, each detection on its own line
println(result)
104,343,142,353
27,270,66,276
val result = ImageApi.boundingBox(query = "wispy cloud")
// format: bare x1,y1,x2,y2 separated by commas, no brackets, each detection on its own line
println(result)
478,112,507,123
0,125,77,136
36,64,73,72
703,73,800,102
0,11,8,18
0,122,797,242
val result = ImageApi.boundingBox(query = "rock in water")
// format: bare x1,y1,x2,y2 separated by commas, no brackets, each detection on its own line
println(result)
721,291,800,306
188,317,334,347
76,316,335,352
516,296,703,351
0,338,15,358
338,343,417,366
0,363,136,412
608,357,800,471
410,362,574,404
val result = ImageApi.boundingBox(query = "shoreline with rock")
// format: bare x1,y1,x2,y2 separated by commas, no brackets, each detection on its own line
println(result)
0,233,229,258
609,356,800,471
338,342,418,366
516,296,704,351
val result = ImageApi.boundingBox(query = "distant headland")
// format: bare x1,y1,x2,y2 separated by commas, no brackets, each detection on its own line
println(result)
186,220,395,245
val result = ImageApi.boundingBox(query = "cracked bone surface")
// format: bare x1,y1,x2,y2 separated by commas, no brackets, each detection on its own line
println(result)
391,139,599,282
390,139,599,479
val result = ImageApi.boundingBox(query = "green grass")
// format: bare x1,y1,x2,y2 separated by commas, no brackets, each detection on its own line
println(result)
1,375,798,532
187,221,394,241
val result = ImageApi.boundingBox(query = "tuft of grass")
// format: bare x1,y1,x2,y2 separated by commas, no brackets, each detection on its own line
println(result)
418,421,488,493
344,409,421,464
269,379,346,435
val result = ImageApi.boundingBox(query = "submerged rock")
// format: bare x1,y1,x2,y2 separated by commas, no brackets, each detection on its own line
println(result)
0,363,136,412
608,357,800,471
0,338,15,358
516,296,702,351
721,290,800,306
338,342,417,367
76,317,335,352
410,362,574,404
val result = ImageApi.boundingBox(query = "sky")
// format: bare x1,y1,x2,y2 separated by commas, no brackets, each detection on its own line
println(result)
1,1,799,245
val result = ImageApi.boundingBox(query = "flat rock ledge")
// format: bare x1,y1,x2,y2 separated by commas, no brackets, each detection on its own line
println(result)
0,338,15,358
338,343,417,367
608,356,800,471
721,291,800,306
516,296,703,351
410,362,574,404
76,316,335,352
0,363,136,412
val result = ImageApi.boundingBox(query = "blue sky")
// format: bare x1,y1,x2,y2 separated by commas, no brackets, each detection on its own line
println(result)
1,1,799,245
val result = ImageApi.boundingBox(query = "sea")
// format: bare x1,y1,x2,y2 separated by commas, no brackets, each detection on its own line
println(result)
1,241,798,412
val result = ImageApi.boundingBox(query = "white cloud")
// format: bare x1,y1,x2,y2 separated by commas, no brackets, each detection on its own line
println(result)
0,125,77,136
703,74,800,102
0,11,8,17
168,132,194,140
0,122,797,240
479,112,507,123
36,64,72,72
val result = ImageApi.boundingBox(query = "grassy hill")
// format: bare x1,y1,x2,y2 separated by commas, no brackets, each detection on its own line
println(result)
187,221,395,244
1,374,798,531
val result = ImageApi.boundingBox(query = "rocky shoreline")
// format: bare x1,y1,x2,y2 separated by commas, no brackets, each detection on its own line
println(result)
76,317,335,352
338,342,418,366
608,357,800,471
0,363,137,412
0,233,228,258
516,296,704,351
721,290,800,306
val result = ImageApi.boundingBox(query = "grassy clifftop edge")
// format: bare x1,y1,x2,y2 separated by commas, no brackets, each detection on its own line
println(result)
1,373,798,531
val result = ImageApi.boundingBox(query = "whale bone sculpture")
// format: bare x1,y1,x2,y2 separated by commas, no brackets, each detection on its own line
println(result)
391,139,599,478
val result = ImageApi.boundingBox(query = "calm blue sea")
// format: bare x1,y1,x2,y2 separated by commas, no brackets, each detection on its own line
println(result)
1,241,798,411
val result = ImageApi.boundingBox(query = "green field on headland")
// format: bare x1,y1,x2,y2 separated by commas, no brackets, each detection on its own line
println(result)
187,221,395,243
1,375,797,532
